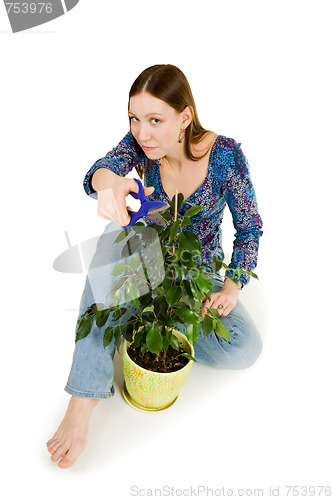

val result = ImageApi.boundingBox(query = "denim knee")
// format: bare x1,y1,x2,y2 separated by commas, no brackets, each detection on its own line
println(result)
175,300,262,370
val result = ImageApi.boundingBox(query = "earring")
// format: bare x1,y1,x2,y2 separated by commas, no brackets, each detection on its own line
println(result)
178,129,185,143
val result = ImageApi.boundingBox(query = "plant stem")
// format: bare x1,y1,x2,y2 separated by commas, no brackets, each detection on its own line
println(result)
114,317,138,328
173,190,178,255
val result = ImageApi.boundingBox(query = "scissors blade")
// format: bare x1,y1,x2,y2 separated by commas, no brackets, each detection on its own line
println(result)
147,203,170,226
146,212,166,225
148,203,170,214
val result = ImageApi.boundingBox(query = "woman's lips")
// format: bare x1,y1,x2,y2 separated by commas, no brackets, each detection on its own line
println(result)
142,145,157,152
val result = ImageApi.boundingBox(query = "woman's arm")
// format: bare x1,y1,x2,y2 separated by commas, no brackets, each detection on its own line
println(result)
83,131,146,199
222,140,263,287
83,131,155,226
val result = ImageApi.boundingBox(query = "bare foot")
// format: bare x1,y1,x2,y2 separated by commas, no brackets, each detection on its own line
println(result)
46,396,98,468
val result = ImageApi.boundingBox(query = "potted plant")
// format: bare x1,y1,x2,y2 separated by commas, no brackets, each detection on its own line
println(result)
75,193,257,411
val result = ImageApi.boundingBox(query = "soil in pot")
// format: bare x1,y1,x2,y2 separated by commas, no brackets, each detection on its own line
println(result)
127,344,189,373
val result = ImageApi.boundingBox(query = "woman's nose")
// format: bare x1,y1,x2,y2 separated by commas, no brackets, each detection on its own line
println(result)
137,125,152,142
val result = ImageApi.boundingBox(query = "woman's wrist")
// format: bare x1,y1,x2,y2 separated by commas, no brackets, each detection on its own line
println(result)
91,168,117,192
222,277,241,295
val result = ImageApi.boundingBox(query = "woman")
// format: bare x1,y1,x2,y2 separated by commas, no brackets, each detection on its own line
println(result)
46,64,263,468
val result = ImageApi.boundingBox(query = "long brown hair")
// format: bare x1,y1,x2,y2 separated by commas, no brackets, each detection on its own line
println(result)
128,64,211,179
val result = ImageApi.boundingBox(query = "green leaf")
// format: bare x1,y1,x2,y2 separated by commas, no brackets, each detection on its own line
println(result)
186,323,199,346
114,326,122,352
129,254,142,271
189,280,205,301
146,326,163,354
212,255,224,274
207,307,219,318
159,224,172,242
131,298,141,308
103,326,114,348
112,306,128,321
114,229,130,243
96,308,111,328
161,212,173,221
168,219,181,243
165,286,182,306
183,205,205,218
161,245,169,259
121,235,141,257
142,305,154,314
170,193,184,214
150,223,165,234
139,226,156,243
243,269,259,280
180,250,197,269
138,291,153,309
214,319,230,341
180,217,192,228
175,306,201,325
124,323,135,342
170,333,180,351
159,315,173,329
181,280,196,308
170,247,182,264
108,287,123,306
140,343,149,354
194,273,213,298
174,263,187,280
202,314,213,338
177,231,202,253
133,328,145,349
75,314,94,342
178,352,197,362
113,275,129,295
125,281,140,301
110,263,128,276
151,295,168,316
86,303,105,314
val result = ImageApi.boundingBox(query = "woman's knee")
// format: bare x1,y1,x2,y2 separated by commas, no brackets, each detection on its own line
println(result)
194,301,263,369
230,330,263,369
217,309,263,369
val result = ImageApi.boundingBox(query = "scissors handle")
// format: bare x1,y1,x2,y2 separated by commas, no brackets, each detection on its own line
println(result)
127,177,146,201
121,179,166,229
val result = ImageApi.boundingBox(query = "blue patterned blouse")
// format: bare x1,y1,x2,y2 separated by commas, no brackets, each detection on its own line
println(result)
83,132,263,286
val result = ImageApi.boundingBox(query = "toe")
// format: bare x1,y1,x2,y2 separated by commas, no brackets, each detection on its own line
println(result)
51,444,68,463
58,441,85,469
58,456,75,469
48,440,65,456
46,437,57,448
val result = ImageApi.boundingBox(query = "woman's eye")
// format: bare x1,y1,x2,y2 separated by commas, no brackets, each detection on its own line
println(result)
129,116,160,124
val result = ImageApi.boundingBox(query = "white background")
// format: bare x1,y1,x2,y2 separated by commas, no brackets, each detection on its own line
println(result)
1,0,332,498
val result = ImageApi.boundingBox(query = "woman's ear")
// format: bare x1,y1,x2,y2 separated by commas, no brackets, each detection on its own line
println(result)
181,106,194,129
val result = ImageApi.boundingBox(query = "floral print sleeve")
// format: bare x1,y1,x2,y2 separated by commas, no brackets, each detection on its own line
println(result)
83,132,145,199
219,139,263,286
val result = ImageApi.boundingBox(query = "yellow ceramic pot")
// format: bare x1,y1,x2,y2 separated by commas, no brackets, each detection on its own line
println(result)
122,329,194,411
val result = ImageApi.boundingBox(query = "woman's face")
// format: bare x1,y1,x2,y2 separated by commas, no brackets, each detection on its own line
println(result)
128,91,191,160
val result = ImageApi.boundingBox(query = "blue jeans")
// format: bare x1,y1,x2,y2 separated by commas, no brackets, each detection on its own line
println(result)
65,222,263,399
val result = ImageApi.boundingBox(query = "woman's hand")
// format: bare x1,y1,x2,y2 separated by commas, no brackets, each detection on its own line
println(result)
201,278,241,319
92,168,155,226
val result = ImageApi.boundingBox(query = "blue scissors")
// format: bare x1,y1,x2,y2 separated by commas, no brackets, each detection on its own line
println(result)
121,179,169,229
